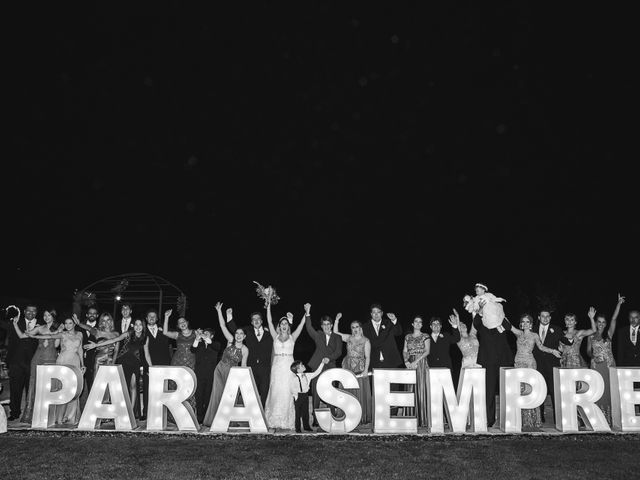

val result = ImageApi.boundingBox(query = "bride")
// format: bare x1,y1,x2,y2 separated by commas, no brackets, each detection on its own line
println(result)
264,299,306,430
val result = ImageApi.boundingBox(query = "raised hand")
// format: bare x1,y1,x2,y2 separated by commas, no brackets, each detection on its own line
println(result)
588,307,596,320
335,312,342,323
215,302,223,312
304,303,311,315
387,313,397,322
164,309,173,318
72,313,80,325
618,293,626,305
449,308,460,326
286,312,294,323
226,308,233,320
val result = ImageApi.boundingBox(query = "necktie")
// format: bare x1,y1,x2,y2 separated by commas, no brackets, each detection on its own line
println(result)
632,327,637,345
540,326,547,343
325,335,330,346
297,375,303,393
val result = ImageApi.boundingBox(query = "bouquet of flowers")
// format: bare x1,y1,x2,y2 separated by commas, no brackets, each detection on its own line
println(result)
253,281,280,307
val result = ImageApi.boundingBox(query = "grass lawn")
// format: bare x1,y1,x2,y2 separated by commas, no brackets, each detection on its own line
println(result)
0,431,636,480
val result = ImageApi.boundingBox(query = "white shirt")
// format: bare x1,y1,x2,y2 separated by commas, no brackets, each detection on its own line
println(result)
539,324,548,342
631,325,638,344
121,317,131,333
325,334,331,346
85,321,97,337
25,318,37,332
290,365,324,398
373,321,381,335
255,327,264,340
431,333,439,343
148,325,158,338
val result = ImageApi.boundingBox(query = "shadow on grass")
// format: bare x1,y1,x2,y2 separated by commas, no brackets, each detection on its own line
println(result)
0,431,636,479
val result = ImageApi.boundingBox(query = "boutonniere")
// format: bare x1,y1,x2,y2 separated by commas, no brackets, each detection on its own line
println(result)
381,325,386,329
439,333,444,338
549,328,554,333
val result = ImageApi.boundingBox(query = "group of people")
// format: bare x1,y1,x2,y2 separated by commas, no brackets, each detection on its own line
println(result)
2,284,639,431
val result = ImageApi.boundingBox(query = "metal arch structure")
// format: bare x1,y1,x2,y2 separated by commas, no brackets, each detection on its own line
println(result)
72,273,187,320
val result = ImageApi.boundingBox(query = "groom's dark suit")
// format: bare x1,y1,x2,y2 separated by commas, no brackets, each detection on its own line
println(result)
305,315,343,421
362,317,403,368
532,322,563,420
617,325,640,366
228,319,273,405
472,314,513,427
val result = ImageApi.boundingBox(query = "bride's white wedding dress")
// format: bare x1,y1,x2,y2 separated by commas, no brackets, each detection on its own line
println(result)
264,336,295,429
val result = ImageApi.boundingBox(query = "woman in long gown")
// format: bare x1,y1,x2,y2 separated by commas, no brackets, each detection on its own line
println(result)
29,317,86,424
263,300,306,430
14,308,59,424
509,314,561,428
162,309,197,415
202,303,248,427
333,314,372,425
559,311,596,368
402,316,430,427
586,295,623,425
85,319,152,419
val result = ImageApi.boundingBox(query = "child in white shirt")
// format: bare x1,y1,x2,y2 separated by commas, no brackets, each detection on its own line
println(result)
290,358,328,432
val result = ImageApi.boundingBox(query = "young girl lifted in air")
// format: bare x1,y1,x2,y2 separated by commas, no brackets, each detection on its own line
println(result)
463,283,507,331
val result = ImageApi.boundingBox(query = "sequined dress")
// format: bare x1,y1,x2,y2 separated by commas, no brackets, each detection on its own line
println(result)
590,337,615,424
202,344,243,426
514,333,542,428
404,333,430,427
458,335,480,369
342,337,372,424
22,336,58,424
55,331,83,424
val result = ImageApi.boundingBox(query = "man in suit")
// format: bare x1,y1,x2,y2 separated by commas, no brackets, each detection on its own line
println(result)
304,303,343,426
532,309,563,423
118,303,134,334
361,303,403,369
426,316,460,370
228,310,273,406
4,304,39,421
142,309,172,419
617,309,640,366
471,302,513,428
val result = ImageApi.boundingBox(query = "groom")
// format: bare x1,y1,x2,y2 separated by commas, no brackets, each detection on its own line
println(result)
468,302,513,427
228,310,273,406
304,303,342,427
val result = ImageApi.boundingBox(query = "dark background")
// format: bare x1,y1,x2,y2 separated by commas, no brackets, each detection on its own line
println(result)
3,5,638,359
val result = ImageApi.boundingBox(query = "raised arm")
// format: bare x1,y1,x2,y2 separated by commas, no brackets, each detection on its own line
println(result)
12,318,28,339
215,303,234,343
578,307,597,339
609,293,625,339
162,309,179,340
291,312,306,341
447,311,461,343
387,313,403,337
266,301,277,338
303,303,317,340
333,313,351,342
307,358,330,381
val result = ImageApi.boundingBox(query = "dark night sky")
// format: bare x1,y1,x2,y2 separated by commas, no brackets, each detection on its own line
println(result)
3,5,638,334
